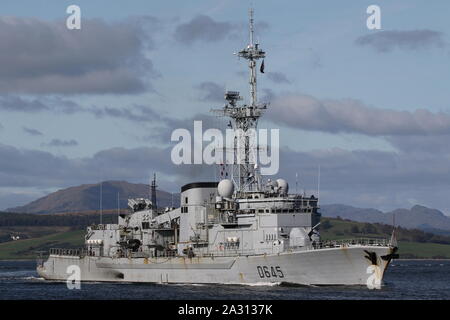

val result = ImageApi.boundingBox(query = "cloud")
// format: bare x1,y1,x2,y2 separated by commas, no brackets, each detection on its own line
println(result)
195,81,225,102
174,15,234,45
307,48,322,69
0,95,170,125
260,88,276,103
0,95,91,114
42,139,78,147
0,16,160,94
268,93,450,136
91,104,162,123
355,30,445,52
255,21,270,34
0,143,213,193
275,146,450,211
1,141,450,212
0,95,50,112
23,127,43,136
266,72,291,84
386,135,450,154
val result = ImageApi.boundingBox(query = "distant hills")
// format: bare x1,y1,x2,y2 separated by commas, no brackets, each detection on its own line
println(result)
321,204,450,235
5,181,450,236
7,181,180,214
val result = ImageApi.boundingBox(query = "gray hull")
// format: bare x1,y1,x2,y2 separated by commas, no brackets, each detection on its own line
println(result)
37,245,393,286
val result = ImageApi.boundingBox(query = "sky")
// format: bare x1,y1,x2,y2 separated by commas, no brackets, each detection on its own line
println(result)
0,0,450,215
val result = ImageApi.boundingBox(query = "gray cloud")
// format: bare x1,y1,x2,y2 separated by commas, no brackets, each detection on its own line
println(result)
174,15,234,45
1,141,449,213
0,96,169,125
266,72,291,84
0,143,214,194
195,81,225,102
0,95,50,112
91,104,162,123
5,92,450,140
255,21,270,34
23,127,43,136
355,30,445,52
307,48,322,69
275,146,450,211
42,139,78,147
268,93,450,136
260,88,276,103
0,95,90,114
0,16,160,94
386,135,450,154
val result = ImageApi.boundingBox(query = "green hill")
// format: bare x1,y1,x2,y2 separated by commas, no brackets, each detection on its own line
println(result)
320,217,450,259
0,229,85,260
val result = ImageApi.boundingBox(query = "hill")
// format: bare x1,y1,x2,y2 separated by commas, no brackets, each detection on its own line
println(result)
7,181,180,214
7,180,450,237
318,217,450,259
321,204,450,235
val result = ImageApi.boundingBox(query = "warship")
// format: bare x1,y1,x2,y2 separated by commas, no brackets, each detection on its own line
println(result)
37,9,398,287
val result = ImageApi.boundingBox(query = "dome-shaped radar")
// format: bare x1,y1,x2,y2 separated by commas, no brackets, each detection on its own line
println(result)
276,178,289,194
218,179,234,198
266,179,278,192
269,179,278,188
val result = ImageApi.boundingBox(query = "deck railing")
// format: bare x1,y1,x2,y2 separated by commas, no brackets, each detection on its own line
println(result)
46,238,390,259
307,238,389,250
49,248,85,257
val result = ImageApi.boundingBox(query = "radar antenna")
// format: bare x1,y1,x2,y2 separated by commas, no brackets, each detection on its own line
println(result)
211,8,267,194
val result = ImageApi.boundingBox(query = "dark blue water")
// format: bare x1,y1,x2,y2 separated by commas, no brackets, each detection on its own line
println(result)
0,260,449,300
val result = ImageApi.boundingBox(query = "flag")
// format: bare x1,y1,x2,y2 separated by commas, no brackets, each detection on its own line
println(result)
260,59,265,73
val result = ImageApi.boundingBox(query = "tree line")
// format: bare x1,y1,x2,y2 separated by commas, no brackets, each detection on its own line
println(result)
0,211,118,227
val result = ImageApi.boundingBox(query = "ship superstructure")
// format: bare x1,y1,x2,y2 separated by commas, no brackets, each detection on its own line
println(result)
37,9,398,287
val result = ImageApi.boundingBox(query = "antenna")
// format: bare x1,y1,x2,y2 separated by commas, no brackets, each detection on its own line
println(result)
295,172,298,194
211,8,266,193
117,191,120,219
249,7,254,46
151,173,157,212
99,181,103,225
390,212,398,247
317,165,321,205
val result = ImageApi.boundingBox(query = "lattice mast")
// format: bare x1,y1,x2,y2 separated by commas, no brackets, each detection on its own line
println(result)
151,173,157,211
212,8,267,193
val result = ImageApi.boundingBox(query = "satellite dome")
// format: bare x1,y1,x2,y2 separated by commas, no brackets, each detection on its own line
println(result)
276,178,289,194
218,179,234,198
266,179,278,191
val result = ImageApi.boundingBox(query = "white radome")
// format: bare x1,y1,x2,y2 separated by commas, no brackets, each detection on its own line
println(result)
276,178,289,194
218,179,234,198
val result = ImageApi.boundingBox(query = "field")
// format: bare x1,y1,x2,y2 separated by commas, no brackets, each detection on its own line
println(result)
0,229,85,260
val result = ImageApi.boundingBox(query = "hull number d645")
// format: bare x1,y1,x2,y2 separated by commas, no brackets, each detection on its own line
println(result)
257,265,284,278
